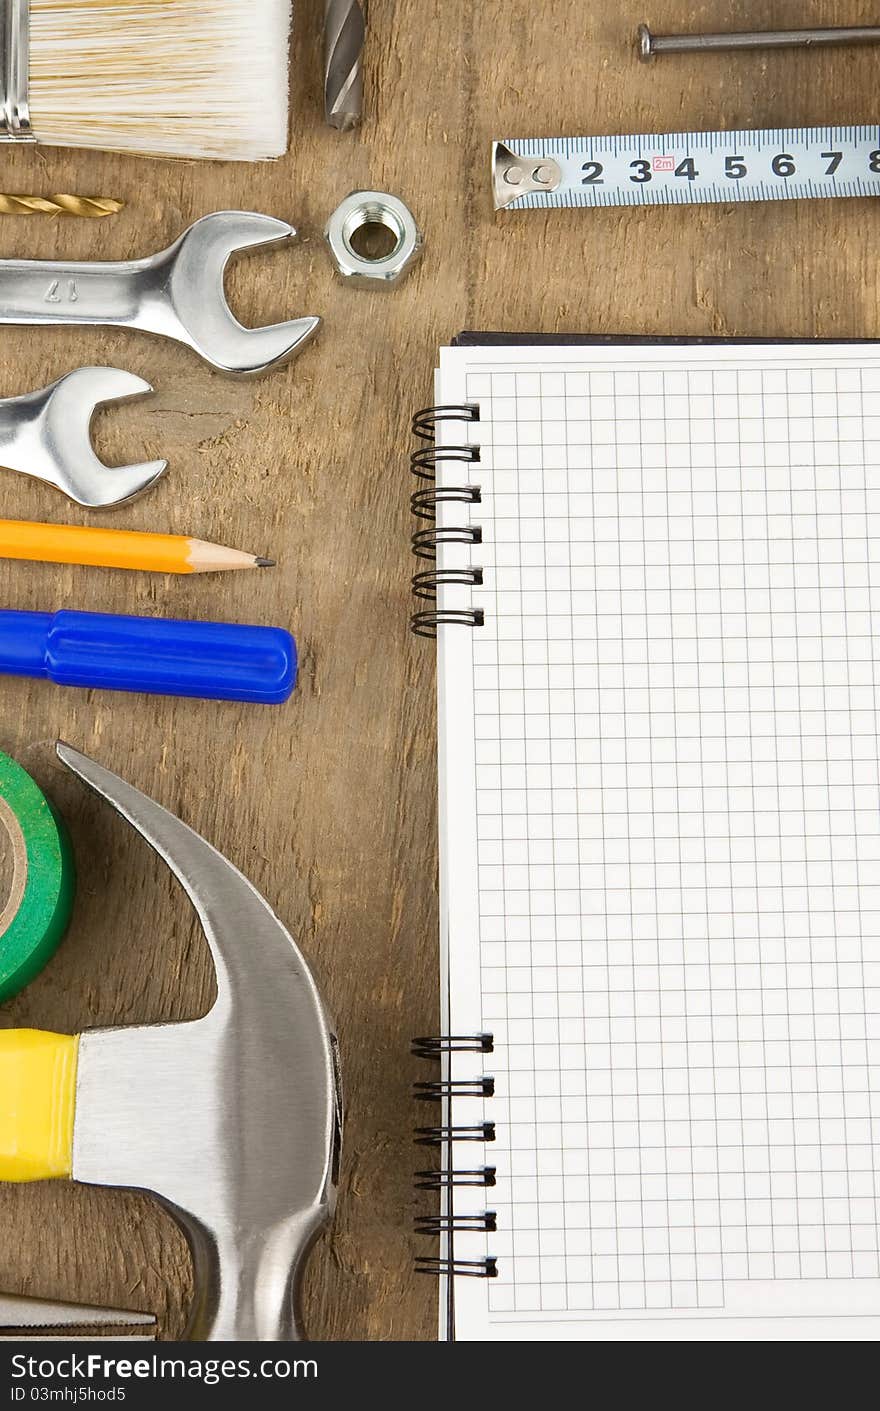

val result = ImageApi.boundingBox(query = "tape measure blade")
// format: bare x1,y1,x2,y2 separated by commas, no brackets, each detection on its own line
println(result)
497,124,880,210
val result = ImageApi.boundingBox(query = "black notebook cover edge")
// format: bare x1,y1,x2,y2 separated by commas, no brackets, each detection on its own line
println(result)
452,332,876,347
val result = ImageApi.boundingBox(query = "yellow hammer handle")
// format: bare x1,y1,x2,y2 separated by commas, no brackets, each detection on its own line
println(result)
0,1030,78,1180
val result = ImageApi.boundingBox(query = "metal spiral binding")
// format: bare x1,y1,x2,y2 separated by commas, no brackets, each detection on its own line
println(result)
414,1166,497,1191
414,1256,499,1279
412,1034,497,1289
410,405,484,638
415,1212,498,1235
412,1034,494,1058
412,405,480,442
414,1121,496,1146
412,568,484,603
414,1077,495,1101
411,485,481,520
411,524,482,561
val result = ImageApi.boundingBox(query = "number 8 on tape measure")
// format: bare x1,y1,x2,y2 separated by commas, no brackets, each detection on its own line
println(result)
493,125,880,209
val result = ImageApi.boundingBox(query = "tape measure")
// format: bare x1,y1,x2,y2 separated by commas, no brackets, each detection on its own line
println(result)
0,751,75,1003
493,124,880,209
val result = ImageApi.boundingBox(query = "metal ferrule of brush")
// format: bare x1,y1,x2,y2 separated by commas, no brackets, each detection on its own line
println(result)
0,0,33,141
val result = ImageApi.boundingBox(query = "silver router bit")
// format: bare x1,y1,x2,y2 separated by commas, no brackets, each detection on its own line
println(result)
324,0,365,130
638,22,880,60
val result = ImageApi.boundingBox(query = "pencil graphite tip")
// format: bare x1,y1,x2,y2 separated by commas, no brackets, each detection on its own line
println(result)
256,557,276,569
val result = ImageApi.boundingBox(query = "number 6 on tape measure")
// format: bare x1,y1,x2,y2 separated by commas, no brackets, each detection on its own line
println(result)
493,124,880,209
0,751,75,1002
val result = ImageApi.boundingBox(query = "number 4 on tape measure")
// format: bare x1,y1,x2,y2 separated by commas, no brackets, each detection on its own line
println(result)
493,125,880,209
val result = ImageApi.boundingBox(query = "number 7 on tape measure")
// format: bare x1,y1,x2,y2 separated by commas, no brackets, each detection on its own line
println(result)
493,125,880,209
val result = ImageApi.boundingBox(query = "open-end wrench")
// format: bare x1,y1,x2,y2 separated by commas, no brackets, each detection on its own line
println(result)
0,213,321,378
0,368,167,509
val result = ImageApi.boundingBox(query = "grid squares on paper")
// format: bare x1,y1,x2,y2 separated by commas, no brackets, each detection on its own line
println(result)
464,360,880,1317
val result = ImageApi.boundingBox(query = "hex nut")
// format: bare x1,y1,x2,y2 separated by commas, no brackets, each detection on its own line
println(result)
324,191,423,288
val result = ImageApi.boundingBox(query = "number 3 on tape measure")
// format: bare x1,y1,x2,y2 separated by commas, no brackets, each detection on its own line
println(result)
493,125,880,209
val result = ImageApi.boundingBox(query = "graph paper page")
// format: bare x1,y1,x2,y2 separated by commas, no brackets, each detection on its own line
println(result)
434,341,880,1340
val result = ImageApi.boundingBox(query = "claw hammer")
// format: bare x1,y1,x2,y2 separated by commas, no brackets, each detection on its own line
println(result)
0,745,342,1342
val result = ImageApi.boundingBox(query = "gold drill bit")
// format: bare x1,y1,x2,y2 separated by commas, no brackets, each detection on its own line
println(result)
0,194,123,217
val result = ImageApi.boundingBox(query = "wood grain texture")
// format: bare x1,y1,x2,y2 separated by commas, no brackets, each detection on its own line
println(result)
0,0,877,1343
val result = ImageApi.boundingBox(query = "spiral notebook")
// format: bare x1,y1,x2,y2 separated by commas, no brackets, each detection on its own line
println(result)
411,336,880,1341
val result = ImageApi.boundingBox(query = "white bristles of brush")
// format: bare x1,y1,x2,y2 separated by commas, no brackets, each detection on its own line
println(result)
26,0,292,161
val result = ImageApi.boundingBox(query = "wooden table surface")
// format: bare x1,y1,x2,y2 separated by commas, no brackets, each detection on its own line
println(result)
0,0,877,1343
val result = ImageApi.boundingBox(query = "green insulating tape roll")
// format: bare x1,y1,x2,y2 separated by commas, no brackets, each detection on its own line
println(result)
0,751,75,1003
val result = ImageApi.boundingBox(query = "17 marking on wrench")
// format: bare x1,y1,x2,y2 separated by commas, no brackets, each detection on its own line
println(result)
493,125,880,209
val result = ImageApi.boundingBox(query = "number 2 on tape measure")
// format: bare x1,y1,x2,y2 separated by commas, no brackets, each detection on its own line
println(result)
493,125,880,210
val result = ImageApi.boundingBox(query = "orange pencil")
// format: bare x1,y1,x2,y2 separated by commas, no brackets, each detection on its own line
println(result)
0,519,275,575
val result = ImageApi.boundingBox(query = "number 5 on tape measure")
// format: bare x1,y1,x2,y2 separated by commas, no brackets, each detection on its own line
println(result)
493,125,880,209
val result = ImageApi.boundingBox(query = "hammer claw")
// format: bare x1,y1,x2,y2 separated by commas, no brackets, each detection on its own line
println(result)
57,741,256,1014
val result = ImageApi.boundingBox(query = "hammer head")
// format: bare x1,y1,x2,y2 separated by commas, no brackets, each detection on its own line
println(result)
57,745,341,1343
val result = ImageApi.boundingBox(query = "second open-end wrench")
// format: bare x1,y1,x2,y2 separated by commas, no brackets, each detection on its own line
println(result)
0,212,321,378
0,368,167,508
